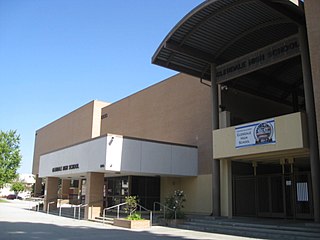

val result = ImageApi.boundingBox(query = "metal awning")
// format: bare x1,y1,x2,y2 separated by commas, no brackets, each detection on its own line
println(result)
152,0,305,107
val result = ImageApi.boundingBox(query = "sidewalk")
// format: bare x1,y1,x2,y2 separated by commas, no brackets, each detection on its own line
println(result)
0,200,260,240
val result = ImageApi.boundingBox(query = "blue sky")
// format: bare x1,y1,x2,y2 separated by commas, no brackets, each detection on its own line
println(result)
0,0,204,173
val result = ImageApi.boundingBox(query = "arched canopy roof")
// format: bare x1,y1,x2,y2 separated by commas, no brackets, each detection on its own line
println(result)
152,0,306,106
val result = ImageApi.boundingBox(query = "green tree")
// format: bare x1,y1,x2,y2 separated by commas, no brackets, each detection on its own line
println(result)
0,130,22,188
11,182,25,197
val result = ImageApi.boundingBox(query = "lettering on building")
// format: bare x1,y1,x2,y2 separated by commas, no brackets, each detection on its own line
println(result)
52,163,79,173
217,34,300,83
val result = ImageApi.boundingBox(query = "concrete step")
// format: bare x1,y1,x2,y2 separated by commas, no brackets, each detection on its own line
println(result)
176,216,320,240
94,216,114,225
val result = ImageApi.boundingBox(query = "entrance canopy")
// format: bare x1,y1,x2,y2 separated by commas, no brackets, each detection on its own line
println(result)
152,0,305,107
39,134,198,179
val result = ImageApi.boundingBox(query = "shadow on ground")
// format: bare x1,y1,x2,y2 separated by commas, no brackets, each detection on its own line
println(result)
0,221,214,240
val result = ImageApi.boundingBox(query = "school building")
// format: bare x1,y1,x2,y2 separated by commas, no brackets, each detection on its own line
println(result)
32,0,320,222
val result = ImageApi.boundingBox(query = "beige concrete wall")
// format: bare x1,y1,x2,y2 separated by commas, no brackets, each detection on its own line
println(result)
92,101,109,138
101,73,212,174
213,112,309,160
160,175,212,214
60,179,70,199
44,177,59,211
32,100,109,175
220,160,232,217
85,172,104,220
305,0,320,164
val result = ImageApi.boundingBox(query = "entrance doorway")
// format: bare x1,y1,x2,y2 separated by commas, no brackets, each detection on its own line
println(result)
233,161,313,219
103,176,160,210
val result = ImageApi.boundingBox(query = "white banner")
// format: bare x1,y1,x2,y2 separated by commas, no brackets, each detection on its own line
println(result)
235,119,276,148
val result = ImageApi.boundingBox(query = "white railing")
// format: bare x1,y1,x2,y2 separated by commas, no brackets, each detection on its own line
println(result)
153,202,176,220
102,202,127,224
28,196,44,211
102,202,153,226
47,201,55,214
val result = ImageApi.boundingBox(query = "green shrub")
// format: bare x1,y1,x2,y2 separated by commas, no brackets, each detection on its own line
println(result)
164,190,186,219
124,196,138,216
126,213,143,220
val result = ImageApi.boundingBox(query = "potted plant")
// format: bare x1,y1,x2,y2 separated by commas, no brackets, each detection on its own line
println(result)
113,196,151,229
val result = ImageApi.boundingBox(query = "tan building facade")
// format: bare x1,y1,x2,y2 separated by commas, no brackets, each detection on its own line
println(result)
33,73,213,219
152,0,320,222
32,100,109,198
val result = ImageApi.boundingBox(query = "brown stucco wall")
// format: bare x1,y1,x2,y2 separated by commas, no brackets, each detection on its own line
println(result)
100,73,213,174
32,100,109,175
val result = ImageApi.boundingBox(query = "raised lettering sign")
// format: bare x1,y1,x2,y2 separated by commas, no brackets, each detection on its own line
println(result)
216,35,300,83
52,163,80,173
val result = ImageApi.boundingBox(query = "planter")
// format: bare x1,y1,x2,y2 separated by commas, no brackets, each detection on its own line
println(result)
113,218,150,229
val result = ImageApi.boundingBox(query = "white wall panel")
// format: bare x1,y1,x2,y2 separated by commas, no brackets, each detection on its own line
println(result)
121,138,141,172
105,135,122,172
141,141,172,174
39,134,198,178
39,136,107,177
172,145,198,176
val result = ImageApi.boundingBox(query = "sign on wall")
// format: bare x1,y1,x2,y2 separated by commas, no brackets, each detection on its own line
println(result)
235,119,276,148
216,34,300,83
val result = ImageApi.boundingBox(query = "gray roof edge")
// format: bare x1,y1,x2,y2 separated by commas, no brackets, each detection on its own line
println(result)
151,0,218,64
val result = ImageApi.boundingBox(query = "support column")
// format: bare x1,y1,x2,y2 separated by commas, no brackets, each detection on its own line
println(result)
34,174,43,197
299,25,320,222
220,111,232,217
61,179,70,199
85,172,104,220
43,177,59,212
220,159,232,217
211,63,221,216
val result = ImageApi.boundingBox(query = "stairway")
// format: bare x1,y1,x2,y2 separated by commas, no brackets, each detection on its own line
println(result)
175,216,320,240
93,216,114,225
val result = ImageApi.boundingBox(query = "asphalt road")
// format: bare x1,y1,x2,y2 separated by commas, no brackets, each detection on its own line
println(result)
0,199,259,240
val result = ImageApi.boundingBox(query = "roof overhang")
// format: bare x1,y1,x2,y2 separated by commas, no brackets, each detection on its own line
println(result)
39,134,198,179
152,0,305,106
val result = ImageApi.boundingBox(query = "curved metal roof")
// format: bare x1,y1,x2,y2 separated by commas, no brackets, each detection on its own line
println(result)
152,0,305,106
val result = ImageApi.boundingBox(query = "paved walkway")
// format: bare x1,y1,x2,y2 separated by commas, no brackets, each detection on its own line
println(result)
0,199,261,240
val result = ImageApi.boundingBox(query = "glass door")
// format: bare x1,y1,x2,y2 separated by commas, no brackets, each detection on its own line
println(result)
257,175,285,218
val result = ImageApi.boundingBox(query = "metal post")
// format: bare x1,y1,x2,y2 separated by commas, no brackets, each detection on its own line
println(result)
78,206,81,220
211,63,221,217
103,209,105,224
299,25,320,222
59,205,62,216
150,211,152,227
117,205,119,219
73,206,76,219
47,203,50,214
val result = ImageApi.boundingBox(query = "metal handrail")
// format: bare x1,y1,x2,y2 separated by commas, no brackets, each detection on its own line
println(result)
103,202,127,224
102,202,153,226
137,203,153,226
78,203,87,220
47,201,55,214
153,202,176,220
28,196,44,211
